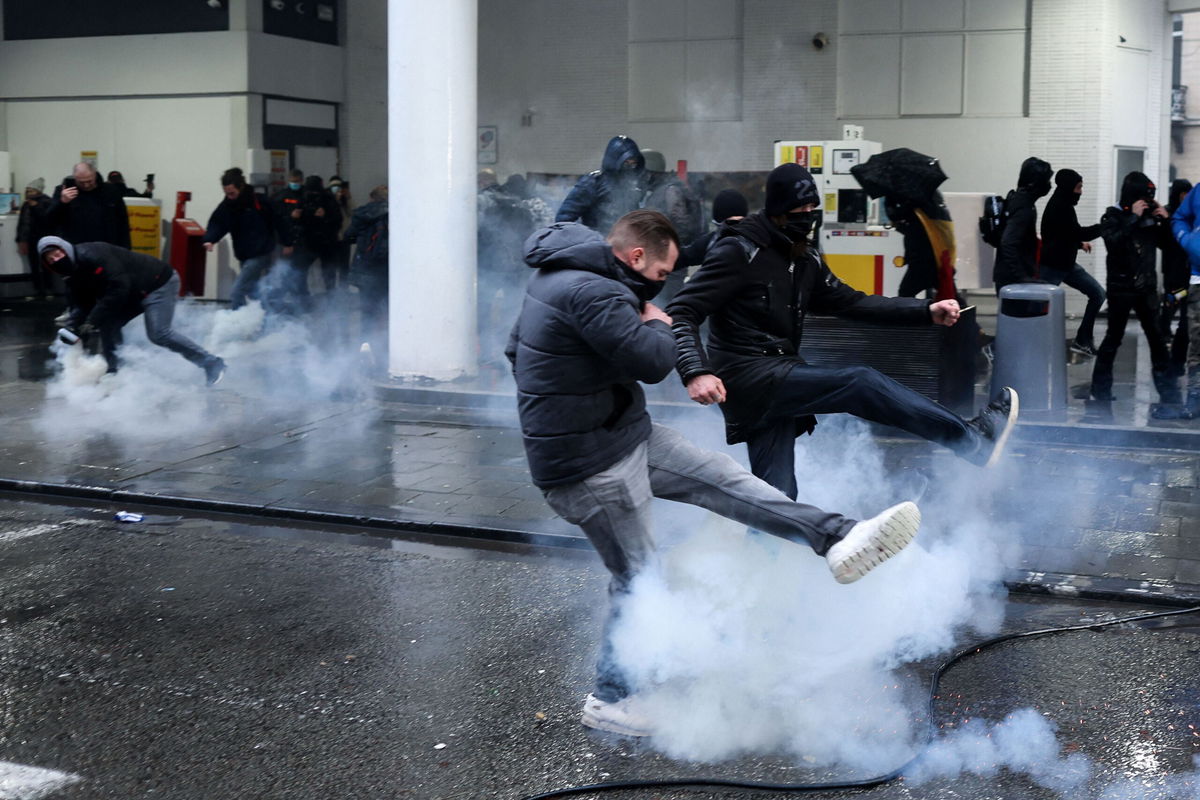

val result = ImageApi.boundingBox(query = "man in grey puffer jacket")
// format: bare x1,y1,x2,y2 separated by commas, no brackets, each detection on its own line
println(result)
506,210,922,739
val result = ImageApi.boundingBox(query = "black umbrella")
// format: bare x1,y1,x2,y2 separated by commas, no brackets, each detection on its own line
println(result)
850,148,947,204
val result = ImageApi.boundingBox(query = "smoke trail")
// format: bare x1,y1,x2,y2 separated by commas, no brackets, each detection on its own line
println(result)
36,290,371,445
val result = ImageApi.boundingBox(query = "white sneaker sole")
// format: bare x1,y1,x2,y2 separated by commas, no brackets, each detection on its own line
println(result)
580,695,653,738
829,501,921,584
983,388,1019,468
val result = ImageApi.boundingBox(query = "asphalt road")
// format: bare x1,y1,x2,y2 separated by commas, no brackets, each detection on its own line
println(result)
0,498,1198,800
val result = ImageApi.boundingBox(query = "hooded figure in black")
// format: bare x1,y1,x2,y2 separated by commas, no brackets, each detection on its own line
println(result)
667,162,1019,501
1161,179,1193,374
555,135,647,235
36,235,225,384
1039,168,1106,354
1090,171,1178,405
993,156,1053,292
885,191,954,299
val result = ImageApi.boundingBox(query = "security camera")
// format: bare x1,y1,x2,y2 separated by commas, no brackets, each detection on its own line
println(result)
812,32,829,50
270,0,285,9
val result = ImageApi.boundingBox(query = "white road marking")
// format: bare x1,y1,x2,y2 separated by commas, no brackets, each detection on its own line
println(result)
0,520,88,546
0,760,81,799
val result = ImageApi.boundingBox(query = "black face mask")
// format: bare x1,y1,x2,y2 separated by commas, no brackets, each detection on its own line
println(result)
781,211,816,244
1069,191,1081,206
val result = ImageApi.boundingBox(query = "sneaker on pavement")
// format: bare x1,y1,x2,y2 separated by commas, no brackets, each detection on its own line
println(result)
581,693,654,737
966,386,1019,468
826,501,921,584
1070,340,1098,358
204,357,227,387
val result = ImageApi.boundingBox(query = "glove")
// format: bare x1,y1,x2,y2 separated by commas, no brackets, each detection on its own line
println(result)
78,322,99,339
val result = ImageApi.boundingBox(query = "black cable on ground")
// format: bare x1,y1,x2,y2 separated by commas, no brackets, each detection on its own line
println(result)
521,604,1200,800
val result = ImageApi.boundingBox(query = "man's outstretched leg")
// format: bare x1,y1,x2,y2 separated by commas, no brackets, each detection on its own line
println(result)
644,424,921,584
760,363,1018,469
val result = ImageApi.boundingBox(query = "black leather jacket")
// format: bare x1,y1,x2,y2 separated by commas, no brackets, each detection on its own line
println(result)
666,211,932,443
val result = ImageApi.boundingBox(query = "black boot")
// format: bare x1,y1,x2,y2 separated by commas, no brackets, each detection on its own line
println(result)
1154,370,1183,405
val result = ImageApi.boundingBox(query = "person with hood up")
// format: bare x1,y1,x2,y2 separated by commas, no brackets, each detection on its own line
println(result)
36,235,226,385
203,167,277,309
993,157,1054,293
678,188,749,268
507,209,923,738
555,135,647,234
1090,171,1178,406
1161,179,1193,377
667,163,1019,502
46,162,132,250
1039,168,1105,356
885,190,956,300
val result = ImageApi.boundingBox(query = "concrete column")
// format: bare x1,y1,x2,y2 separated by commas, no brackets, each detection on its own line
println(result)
387,0,477,380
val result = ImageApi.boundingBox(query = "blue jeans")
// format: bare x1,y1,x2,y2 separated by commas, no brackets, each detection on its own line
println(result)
1039,263,1106,346
744,363,979,500
229,254,271,309
541,423,855,701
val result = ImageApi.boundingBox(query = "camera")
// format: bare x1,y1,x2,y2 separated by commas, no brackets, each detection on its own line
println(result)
812,32,829,50
146,173,155,183
62,177,76,189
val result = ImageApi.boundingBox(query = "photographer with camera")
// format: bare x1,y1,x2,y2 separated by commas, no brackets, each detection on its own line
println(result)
1089,171,1179,406
46,163,131,249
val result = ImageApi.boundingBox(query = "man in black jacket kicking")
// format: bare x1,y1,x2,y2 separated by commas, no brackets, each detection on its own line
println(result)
508,209,922,738
666,163,1018,500
37,235,225,384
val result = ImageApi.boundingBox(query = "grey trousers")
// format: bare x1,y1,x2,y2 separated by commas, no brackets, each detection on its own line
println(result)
542,423,856,702
101,272,218,372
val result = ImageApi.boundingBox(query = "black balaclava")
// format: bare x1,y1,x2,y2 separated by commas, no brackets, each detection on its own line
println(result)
766,163,821,243
711,189,749,223
1118,171,1156,211
1018,157,1054,198
36,236,76,276
1054,168,1083,206
1169,179,1193,213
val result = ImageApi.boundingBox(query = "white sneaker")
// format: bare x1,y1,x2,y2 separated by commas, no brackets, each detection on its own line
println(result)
826,501,921,584
580,693,654,737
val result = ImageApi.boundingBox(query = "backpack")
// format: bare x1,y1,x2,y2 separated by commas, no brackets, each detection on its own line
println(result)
978,194,1007,248
361,212,388,264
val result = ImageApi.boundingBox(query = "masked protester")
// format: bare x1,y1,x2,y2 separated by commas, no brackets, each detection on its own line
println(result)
667,162,1019,502
993,156,1053,293
1090,172,1179,407
507,209,923,739
1039,169,1106,356
37,236,225,384
555,135,647,235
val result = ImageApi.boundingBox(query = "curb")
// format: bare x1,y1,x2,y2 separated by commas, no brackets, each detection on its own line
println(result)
4,477,1199,610
378,384,1200,453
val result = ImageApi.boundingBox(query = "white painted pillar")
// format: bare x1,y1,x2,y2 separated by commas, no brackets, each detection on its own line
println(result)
387,0,477,380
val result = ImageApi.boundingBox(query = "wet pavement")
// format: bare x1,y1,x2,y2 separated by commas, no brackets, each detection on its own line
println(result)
0,500,1197,799
3,296,1200,798
2,296,1200,607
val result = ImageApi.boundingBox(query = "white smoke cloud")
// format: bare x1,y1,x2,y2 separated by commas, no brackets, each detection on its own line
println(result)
37,294,370,445
609,416,1018,770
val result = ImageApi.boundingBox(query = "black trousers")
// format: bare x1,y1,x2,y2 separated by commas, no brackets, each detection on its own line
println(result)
744,363,976,500
1091,291,1169,400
